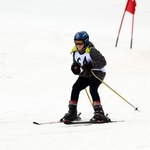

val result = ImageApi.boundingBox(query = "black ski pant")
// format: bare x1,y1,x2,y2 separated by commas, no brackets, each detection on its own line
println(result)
71,76,103,103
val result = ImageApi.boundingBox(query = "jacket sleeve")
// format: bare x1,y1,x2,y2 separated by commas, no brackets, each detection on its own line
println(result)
90,48,106,69
71,52,78,66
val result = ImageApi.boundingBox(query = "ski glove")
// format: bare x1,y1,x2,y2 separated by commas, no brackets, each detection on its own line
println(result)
82,62,93,71
71,63,81,75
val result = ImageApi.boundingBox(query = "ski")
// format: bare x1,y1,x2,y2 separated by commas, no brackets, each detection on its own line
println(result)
33,112,123,125
33,121,61,125
33,120,123,125
63,120,124,125
33,112,82,125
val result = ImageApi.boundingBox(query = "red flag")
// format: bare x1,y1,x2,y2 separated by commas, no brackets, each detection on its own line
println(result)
125,0,137,14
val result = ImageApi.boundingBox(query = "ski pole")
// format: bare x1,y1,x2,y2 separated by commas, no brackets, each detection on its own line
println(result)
91,70,140,112
84,88,94,109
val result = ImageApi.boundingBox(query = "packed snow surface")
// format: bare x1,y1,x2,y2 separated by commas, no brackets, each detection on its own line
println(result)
0,0,150,150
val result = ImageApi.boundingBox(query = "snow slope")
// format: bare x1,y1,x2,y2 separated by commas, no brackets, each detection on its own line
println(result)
0,0,150,149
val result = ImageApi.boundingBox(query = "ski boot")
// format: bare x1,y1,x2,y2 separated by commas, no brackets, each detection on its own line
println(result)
60,100,81,122
90,101,111,123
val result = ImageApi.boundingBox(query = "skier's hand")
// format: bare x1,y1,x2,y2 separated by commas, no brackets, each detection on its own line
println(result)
71,63,81,75
82,62,93,71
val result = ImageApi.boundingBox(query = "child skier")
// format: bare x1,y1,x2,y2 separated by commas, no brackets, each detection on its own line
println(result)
61,31,110,122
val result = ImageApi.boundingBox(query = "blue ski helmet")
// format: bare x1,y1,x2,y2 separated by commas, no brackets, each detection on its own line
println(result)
74,31,89,47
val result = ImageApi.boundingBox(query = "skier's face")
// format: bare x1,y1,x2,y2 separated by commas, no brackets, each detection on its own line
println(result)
75,40,84,51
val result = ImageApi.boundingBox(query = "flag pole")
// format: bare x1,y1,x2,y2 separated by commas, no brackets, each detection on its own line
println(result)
115,9,126,47
130,14,134,49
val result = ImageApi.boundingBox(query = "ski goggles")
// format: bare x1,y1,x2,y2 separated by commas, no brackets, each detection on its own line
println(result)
74,40,84,46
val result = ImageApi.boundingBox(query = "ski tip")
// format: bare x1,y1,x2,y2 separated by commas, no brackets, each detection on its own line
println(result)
33,122,40,125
